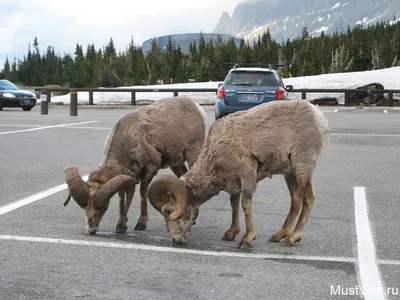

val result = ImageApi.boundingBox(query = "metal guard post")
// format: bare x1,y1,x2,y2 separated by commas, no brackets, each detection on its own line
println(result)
70,89,78,116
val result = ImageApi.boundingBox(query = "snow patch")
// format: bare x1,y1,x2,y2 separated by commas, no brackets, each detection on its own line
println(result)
315,26,329,33
356,17,369,25
389,18,400,25
45,67,400,106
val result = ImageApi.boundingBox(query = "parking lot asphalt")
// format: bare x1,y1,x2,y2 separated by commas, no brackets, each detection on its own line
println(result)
0,104,399,300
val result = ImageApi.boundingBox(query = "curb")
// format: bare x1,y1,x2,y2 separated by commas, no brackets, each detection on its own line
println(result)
40,104,216,109
42,105,400,110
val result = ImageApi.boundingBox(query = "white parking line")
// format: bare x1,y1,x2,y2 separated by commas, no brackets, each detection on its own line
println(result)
0,234,399,266
0,124,46,127
0,175,88,215
0,234,362,262
0,124,112,130
0,182,399,270
331,133,400,137
0,121,98,135
354,186,387,300
61,126,112,130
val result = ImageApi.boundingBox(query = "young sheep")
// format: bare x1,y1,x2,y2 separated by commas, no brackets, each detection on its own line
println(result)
64,95,207,234
147,99,330,248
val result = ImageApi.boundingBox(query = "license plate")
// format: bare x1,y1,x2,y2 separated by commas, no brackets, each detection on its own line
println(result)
24,100,31,104
243,94,257,101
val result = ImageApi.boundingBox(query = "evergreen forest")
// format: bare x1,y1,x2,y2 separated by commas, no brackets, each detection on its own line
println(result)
1,20,400,88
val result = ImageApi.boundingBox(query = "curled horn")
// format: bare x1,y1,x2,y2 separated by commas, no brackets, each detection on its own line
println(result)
64,165,89,208
147,174,188,221
92,175,135,210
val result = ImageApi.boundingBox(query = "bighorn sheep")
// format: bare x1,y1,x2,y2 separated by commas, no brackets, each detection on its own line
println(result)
64,95,207,234
147,100,330,248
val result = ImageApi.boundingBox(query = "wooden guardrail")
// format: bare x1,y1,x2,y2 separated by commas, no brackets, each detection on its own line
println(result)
35,87,218,105
290,88,400,107
34,86,400,116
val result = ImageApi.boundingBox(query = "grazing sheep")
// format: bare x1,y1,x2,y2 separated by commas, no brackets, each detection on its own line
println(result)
147,99,330,248
63,95,207,234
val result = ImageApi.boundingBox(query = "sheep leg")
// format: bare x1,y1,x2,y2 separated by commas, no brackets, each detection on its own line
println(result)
184,144,203,169
237,190,256,249
222,194,241,241
283,179,315,247
189,205,200,226
269,174,301,242
134,172,155,230
116,186,135,233
170,164,188,178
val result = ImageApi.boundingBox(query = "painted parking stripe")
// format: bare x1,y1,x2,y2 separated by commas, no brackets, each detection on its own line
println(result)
60,126,112,130
0,121,98,135
331,133,400,137
0,175,88,215
0,234,399,266
354,187,387,300
0,124,46,127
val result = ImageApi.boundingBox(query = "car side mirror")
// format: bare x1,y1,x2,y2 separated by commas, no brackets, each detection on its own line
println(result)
218,83,223,88
285,85,293,91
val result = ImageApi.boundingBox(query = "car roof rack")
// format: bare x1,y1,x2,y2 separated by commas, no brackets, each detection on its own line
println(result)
223,63,286,69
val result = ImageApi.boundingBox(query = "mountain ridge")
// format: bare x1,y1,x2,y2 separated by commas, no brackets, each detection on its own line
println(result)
213,0,400,43
141,33,241,55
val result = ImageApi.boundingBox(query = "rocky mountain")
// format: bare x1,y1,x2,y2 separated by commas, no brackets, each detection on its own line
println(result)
214,0,400,43
141,33,241,55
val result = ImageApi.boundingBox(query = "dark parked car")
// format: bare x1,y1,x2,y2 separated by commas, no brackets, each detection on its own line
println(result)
214,63,293,120
0,79,37,111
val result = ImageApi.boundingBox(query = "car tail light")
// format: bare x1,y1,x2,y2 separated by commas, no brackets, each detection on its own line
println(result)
218,85,225,98
276,87,285,100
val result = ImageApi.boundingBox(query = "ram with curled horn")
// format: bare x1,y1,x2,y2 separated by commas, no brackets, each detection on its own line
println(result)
148,100,330,248
64,96,207,234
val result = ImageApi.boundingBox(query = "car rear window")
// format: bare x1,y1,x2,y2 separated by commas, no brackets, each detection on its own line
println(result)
225,71,278,87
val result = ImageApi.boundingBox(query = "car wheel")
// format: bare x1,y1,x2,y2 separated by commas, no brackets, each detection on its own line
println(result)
22,106,34,111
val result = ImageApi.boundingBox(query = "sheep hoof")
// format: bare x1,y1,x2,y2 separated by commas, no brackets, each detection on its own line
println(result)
282,236,301,247
115,224,128,233
268,231,289,242
222,234,235,241
222,228,240,241
237,240,253,249
268,236,281,243
134,223,147,231
237,236,256,249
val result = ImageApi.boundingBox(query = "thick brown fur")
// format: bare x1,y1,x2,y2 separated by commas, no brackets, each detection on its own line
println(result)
65,95,207,234
148,99,330,248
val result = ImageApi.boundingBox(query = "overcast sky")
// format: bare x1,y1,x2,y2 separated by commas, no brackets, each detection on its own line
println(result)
0,0,242,70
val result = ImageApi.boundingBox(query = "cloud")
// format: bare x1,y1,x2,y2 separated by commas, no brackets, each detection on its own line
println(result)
0,0,241,69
